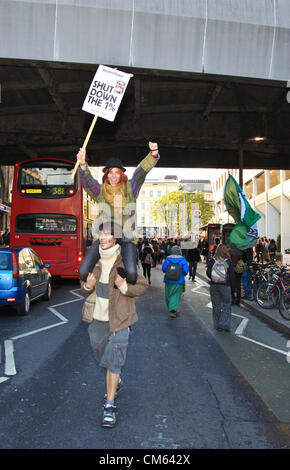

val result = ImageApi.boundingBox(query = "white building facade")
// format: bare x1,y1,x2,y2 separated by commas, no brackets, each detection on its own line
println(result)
136,176,180,237
212,169,290,258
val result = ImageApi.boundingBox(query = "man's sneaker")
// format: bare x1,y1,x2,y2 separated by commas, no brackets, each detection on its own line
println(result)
104,379,123,400
102,405,117,428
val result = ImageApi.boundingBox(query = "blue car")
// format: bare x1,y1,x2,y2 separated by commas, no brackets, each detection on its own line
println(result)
0,247,52,315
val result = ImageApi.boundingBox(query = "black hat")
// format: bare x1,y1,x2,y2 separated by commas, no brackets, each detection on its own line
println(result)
102,157,126,173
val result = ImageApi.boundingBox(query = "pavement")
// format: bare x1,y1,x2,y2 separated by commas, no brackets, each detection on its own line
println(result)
196,261,290,337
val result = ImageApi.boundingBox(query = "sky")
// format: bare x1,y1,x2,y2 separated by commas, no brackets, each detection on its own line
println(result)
102,166,217,181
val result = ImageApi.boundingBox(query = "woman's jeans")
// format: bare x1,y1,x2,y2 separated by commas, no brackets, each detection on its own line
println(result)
209,284,232,330
79,240,138,284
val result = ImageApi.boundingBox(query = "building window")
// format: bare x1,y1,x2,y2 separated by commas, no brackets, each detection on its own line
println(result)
244,180,253,200
141,216,145,225
158,190,161,198
149,190,153,198
269,170,280,188
255,172,265,195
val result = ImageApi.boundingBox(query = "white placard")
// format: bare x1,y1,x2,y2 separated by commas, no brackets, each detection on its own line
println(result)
181,241,194,250
82,65,133,122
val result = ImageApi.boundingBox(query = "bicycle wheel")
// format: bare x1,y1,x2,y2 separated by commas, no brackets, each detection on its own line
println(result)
255,281,280,309
279,287,290,321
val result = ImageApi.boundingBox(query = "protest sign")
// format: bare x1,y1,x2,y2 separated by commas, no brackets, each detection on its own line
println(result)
71,65,133,179
82,65,133,121
181,241,194,250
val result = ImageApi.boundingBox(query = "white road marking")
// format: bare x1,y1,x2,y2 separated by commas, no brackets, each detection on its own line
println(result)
1,288,84,382
195,277,209,287
237,335,289,357
233,313,249,336
192,276,289,358
0,377,9,383
4,340,16,376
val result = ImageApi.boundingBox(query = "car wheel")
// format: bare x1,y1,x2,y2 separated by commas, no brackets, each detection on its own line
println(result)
43,280,52,301
16,291,31,316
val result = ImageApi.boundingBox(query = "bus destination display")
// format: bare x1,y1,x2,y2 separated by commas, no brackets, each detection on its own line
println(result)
21,186,74,197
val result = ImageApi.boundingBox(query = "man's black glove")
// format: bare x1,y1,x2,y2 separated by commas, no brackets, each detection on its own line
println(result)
114,267,127,288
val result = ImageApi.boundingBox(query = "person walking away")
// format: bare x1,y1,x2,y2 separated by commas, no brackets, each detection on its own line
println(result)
165,239,172,258
211,238,220,257
255,238,264,263
80,222,148,428
263,237,270,263
268,239,277,262
186,245,201,281
230,247,245,306
2,229,9,246
200,236,208,263
162,245,189,318
159,240,166,264
140,240,154,284
206,244,235,332
151,239,158,267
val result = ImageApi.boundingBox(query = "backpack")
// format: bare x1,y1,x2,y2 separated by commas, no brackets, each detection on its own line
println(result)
211,259,228,284
165,262,181,281
235,259,246,274
144,253,152,265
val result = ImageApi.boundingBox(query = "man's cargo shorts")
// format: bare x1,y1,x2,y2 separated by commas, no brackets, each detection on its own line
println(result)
88,319,130,374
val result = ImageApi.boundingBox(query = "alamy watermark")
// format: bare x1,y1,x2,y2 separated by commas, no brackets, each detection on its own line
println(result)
91,198,201,239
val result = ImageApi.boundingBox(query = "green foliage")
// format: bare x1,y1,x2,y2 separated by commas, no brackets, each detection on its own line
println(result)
150,190,214,233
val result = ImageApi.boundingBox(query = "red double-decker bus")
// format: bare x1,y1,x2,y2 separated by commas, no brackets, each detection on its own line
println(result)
10,157,94,278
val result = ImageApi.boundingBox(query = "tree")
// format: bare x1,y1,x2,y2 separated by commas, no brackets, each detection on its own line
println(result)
150,190,214,235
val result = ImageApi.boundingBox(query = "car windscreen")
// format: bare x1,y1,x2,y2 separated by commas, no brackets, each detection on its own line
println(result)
0,253,12,270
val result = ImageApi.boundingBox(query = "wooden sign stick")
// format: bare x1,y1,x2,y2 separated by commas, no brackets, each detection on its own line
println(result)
71,114,98,180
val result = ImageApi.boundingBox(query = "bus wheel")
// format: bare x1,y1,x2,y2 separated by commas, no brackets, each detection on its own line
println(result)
16,291,31,316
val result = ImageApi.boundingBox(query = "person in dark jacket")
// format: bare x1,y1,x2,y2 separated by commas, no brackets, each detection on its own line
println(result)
140,240,154,284
230,247,244,306
255,238,264,263
206,244,235,332
200,236,208,263
186,246,200,281
211,238,220,257
268,239,277,262
242,248,253,299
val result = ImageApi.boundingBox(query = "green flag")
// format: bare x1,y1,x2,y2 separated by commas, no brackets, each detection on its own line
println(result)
224,175,261,249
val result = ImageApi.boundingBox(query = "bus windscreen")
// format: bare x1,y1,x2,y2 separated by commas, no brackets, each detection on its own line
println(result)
18,161,76,198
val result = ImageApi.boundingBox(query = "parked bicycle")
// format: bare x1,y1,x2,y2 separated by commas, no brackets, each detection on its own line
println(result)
279,283,290,321
255,264,290,319
245,261,272,301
